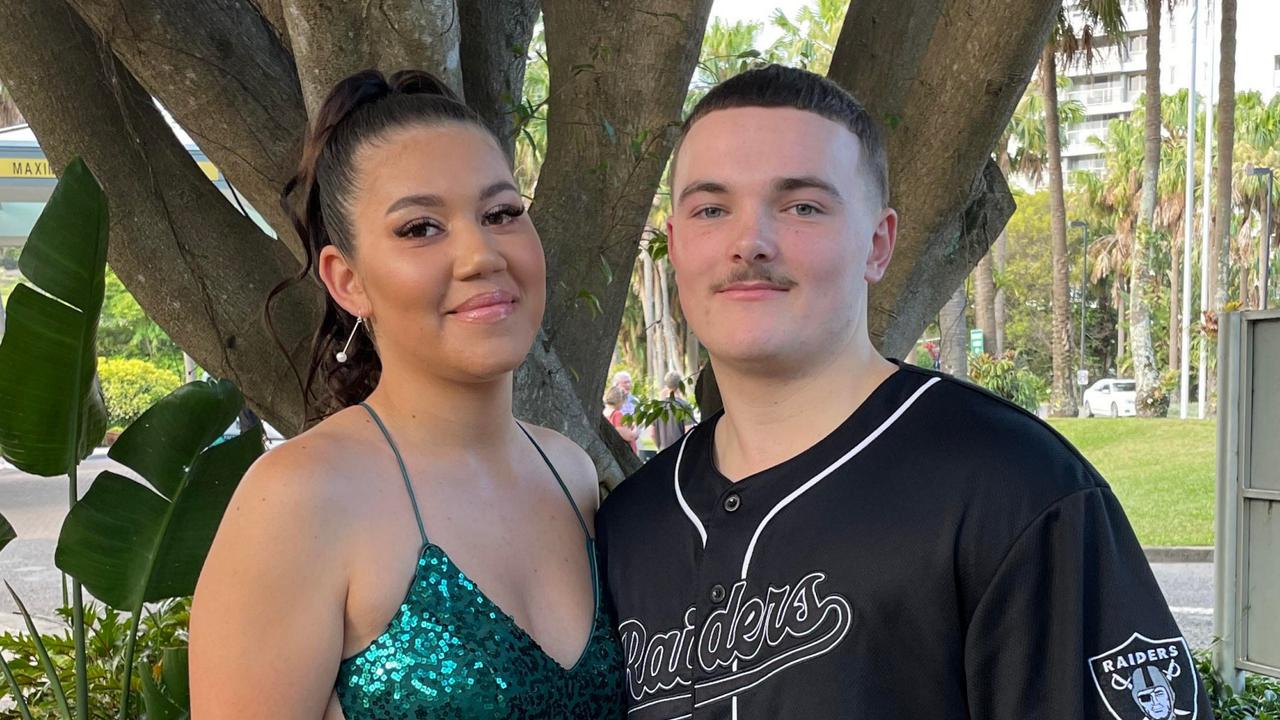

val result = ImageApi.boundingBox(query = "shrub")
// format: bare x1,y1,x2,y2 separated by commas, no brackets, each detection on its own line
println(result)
968,351,1048,412
98,357,182,430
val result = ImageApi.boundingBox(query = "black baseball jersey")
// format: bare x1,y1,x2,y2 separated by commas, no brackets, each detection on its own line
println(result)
596,361,1213,720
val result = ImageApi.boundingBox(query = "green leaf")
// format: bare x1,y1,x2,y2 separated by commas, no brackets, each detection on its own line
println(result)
601,117,618,145
3,582,72,719
599,255,614,286
0,512,15,554
138,649,189,720
55,380,260,610
0,649,36,720
0,158,109,476
576,290,603,319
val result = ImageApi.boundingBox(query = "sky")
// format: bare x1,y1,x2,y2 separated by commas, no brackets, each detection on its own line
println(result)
709,0,810,48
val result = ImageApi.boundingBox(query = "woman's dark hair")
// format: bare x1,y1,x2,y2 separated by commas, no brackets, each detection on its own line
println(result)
267,69,498,422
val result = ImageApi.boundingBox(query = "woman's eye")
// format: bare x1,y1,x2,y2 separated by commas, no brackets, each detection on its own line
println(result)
395,219,443,239
696,206,725,219
483,205,526,226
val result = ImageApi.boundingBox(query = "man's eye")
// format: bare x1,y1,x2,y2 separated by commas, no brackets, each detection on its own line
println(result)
790,203,821,217
696,207,725,219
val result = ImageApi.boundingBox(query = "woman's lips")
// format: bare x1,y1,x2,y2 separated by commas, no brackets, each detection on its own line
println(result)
448,290,518,323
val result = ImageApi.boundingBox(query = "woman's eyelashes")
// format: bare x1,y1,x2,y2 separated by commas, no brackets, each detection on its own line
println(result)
394,205,525,239
482,204,526,227
395,217,444,239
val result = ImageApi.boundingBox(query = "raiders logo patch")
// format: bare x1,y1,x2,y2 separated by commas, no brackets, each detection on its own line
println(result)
1089,633,1198,720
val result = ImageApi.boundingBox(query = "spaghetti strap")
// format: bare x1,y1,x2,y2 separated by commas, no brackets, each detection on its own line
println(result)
358,402,429,544
516,423,592,541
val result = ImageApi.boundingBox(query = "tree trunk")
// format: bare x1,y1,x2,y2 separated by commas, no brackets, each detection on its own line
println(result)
1169,258,1180,373
829,0,1056,358
535,0,714,417
939,283,968,378
973,252,997,355
1212,0,1236,316
640,251,660,384
658,258,681,382
994,229,1008,355
1130,0,1164,416
1115,277,1126,368
1041,46,1077,417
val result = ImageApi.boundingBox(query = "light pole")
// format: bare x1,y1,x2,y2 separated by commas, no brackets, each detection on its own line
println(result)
1071,220,1089,408
1248,166,1274,310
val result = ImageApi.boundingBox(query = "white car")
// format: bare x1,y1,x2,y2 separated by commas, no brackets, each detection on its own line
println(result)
1083,378,1137,417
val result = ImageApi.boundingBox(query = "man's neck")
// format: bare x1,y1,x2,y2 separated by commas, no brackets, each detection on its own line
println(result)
711,341,898,482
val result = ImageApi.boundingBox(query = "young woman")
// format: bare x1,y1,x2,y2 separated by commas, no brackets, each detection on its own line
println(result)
190,70,625,719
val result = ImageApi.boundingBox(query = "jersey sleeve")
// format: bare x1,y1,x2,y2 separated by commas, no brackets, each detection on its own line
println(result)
963,486,1214,720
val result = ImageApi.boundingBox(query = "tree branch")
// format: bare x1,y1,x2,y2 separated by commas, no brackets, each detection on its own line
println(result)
66,0,306,253
281,0,463,115
533,0,713,416
0,0,320,435
458,0,540,156
828,0,1059,357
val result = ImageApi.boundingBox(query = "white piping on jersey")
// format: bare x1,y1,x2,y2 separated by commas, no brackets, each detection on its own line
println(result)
738,377,940,578
627,693,692,714
673,433,708,547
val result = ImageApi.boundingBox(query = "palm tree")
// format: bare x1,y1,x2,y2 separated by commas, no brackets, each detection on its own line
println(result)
1211,0,1236,319
982,78,1085,356
1128,0,1164,417
769,0,847,74
1039,0,1125,417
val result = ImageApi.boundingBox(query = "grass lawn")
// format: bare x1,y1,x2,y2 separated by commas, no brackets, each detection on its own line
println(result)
1048,417,1216,547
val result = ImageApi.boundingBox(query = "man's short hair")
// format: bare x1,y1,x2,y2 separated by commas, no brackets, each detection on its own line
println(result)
613,371,632,385
675,64,889,206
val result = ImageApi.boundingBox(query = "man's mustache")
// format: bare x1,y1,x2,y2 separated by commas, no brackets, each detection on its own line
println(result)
711,265,798,293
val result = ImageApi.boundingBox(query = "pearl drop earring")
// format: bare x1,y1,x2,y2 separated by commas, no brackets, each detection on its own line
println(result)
336,316,364,363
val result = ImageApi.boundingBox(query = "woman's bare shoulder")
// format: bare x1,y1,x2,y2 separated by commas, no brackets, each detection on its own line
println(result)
519,423,601,517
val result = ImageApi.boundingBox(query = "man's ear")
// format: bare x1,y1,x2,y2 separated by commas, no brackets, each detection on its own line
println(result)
318,245,370,318
864,208,897,284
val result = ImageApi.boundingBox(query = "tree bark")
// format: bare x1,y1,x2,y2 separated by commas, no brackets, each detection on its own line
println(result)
1040,46,1077,417
1168,243,1180,373
280,0,463,119
1212,0,1236,315
658,258,680,382
1131,0,1163,416
534,0,713,416
973,252,997,354
458,0,541,156
829,0,1058,358
993,152,1011,355
640,251,659,383
0,0,319,433
939,283,968,377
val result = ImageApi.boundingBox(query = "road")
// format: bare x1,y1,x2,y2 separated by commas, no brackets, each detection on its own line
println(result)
0,457,1219,648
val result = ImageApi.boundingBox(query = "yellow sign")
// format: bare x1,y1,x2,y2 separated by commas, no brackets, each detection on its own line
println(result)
0,157,221,182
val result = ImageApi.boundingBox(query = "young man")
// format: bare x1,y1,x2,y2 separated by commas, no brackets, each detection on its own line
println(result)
595,65,1211,720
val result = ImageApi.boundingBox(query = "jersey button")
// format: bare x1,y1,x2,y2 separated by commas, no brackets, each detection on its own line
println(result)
710,583,727,604
723,493,741,513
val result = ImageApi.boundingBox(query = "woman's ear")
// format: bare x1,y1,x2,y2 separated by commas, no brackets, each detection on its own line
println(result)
318,245,370,318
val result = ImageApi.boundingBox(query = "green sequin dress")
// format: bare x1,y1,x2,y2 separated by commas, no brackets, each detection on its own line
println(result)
335,403,626,719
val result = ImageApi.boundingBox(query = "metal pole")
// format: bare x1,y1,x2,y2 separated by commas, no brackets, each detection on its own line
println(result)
1180,0,1199,419
1263,172,1274,310
1198,0,1215,419
1080,225,1089,408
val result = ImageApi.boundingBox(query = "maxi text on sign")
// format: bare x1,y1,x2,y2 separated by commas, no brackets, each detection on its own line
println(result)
0,157,221,182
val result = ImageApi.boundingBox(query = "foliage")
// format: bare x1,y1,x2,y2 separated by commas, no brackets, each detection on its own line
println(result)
967,351,1048,411
99,272,182,377
0,600,189,720
1196,650,1280,720
96,358,181,430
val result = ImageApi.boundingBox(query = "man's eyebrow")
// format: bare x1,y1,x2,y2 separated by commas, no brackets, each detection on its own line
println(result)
386,193,445,215
775,176,844,203
677,180,729,204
